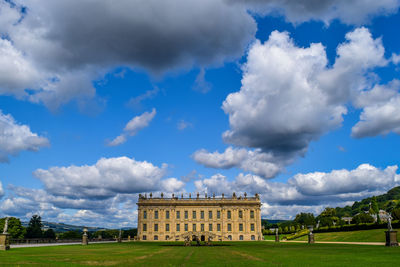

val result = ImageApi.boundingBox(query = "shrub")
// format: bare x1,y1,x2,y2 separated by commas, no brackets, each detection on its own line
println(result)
283,229,309,240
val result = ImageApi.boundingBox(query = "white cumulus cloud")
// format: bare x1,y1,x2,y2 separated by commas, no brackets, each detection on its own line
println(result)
220,27,387,171
33,156,168,199
352,81,400,137
0,110,49,162
289,164,400,196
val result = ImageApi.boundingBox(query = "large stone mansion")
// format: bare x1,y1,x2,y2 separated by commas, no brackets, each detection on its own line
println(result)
137,192,263,241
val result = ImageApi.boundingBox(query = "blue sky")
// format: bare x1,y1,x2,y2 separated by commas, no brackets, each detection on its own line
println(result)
1,0,400,227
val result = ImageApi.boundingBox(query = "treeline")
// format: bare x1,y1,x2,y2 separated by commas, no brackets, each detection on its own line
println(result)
263,186,400,235
0,215,137,240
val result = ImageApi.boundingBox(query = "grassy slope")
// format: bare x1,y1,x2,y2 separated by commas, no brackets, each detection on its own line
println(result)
0,241,399,266
294,229,399,242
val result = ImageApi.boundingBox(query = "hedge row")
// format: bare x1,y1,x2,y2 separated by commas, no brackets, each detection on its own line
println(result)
283,229,309,240
314,220,400,233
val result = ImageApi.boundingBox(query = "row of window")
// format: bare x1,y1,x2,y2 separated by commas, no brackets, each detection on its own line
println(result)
142,235,257,241
142,223,256,232
143,210,255,220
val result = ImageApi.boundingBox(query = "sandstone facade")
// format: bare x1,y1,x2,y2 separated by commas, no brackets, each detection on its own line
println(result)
137,193,263,241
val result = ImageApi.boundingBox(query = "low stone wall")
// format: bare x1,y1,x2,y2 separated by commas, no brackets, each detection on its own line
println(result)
10,238,117,244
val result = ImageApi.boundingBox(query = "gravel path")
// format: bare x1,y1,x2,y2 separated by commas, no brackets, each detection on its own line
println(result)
281,240,386,246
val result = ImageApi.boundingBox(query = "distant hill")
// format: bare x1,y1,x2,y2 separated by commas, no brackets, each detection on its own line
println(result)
21,221,135,233
262,219,287,224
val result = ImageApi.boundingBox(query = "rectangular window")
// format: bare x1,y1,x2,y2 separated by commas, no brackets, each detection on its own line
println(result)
239,223,243,231
239,210,243,219
217,224,221,231
193,211,196,219
209,224,213,231
251,224,255,231
143,235,147,240
227,223,232,231
184,224,188,231
209,211,212,219
154,224,158,232
227,210,231,219
176,211,180,219
193,224,197,231
201,210,204,219
176,223,180,232
201,224,204,231
166,210,170,219
143,210,147,219
185,211,188,219
250,210,254,219
217,211,220,219
166,223,170,232
155,210,159,219
143,223,147,232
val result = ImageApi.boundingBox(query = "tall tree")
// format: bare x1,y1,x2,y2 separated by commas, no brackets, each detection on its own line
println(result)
43,229,56,239
351,213,374,224
25,215,43,238
294,213,316,226
370,197,379,214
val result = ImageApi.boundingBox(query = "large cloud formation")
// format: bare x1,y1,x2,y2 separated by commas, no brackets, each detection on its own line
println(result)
195,27,390,177
1,1,398,110
0,0,256,109
193,27,395,177
223,27,386,156
0,110,49,162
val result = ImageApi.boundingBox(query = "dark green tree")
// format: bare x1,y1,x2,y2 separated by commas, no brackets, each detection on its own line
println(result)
43,229,56,239
25,215,43,238
294,213,316,226
317,207,340,227
385,200,397,213
371,197,379,214
58,230,81,239
0,217,26,239
122,228,137,238
351,213,374,224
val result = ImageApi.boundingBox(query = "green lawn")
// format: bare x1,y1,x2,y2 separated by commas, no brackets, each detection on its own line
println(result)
0,241,399,266
294,229,399,242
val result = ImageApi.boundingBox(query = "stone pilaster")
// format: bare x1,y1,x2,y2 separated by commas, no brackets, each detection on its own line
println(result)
0,234,10,250
385,231,399,247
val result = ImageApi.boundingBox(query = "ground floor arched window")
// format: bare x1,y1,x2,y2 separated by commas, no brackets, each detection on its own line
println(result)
143,235,147,240
154,235,158,240
228,235,232,240
239,235,243,240
165,235,169,240
251,235,255,240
